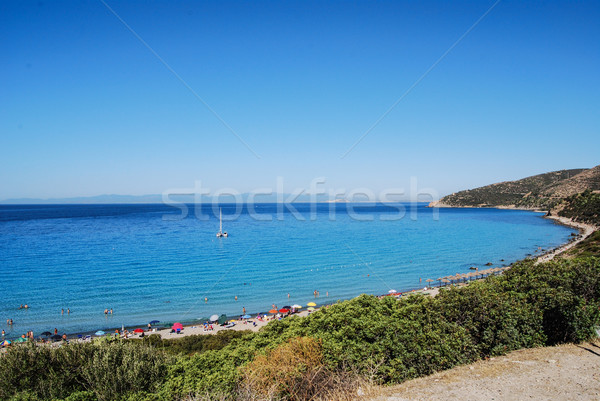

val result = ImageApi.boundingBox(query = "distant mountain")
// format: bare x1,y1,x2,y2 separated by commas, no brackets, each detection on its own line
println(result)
433,165,600,210
0,193,350,204
0,194,166,204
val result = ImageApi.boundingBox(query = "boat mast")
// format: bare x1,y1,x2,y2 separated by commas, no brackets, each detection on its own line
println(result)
220,208,223,233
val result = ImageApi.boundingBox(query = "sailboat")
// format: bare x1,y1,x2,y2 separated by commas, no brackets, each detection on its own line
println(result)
216,208,228,237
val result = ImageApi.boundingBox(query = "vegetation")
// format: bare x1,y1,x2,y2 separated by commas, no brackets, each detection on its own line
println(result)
565,230,600,258
558,190,600,226
438,168,587,208
2,253,599,401
133,330,250,356
437,166,600,209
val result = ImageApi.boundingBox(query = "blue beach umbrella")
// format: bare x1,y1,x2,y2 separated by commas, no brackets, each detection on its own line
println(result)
0,340,10,346
94,330,105,336
149,320,160,324
241,314,251,319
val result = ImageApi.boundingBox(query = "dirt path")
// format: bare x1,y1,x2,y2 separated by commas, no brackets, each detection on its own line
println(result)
371,340,600,401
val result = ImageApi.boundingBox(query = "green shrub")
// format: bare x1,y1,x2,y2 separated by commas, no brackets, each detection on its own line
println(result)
63,391,97,401
80,341,170,401
136,330,251,355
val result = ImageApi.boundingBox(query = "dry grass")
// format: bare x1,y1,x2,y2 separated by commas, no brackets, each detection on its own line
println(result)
237,337,381,401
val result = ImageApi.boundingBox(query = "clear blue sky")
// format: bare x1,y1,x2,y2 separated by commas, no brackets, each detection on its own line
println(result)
1,0,599,200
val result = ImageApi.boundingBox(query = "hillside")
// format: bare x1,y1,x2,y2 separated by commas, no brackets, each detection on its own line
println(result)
542,165,600,198
555,189,600,226
435,165,600,209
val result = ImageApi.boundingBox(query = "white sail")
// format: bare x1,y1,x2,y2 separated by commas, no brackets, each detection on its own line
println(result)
217,208,228,237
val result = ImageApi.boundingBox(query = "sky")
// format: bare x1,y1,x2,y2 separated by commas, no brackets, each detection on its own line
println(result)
1,0,599,201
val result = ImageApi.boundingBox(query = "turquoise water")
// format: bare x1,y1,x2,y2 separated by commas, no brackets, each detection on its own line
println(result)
0,203,575,339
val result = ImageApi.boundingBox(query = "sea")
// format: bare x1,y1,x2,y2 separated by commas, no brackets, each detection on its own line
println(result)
0,203,576,339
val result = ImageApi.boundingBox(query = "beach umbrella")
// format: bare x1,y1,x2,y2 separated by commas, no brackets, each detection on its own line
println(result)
149,320,160,325
279,308,290,313
133,328,144,333
41,331,52,336
94,331,105,336
218,314,228,325
229,319,237,323
0,340,11,346
292,304,302,309
425,279,435,285
209,314,219,322
307,302,316,307
282,305,291,309
268,309,278,314
441,278,450,286
388,289,397,294
307,307,315,311
241,314,251,319
14,337,27,343
172,323,183,330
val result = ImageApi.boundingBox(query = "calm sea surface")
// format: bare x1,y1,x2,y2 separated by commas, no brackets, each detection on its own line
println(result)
0,203,575,338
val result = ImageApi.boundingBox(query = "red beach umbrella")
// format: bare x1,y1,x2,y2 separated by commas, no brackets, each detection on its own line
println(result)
279,308,290,313
133,328,144,333
172,322,183,330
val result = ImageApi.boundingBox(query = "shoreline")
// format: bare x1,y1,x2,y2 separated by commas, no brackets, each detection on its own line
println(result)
92,214,595,342
3,211,595,345
536,215,596,262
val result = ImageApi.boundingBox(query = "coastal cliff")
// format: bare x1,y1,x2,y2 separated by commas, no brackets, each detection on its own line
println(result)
432,165,600,218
